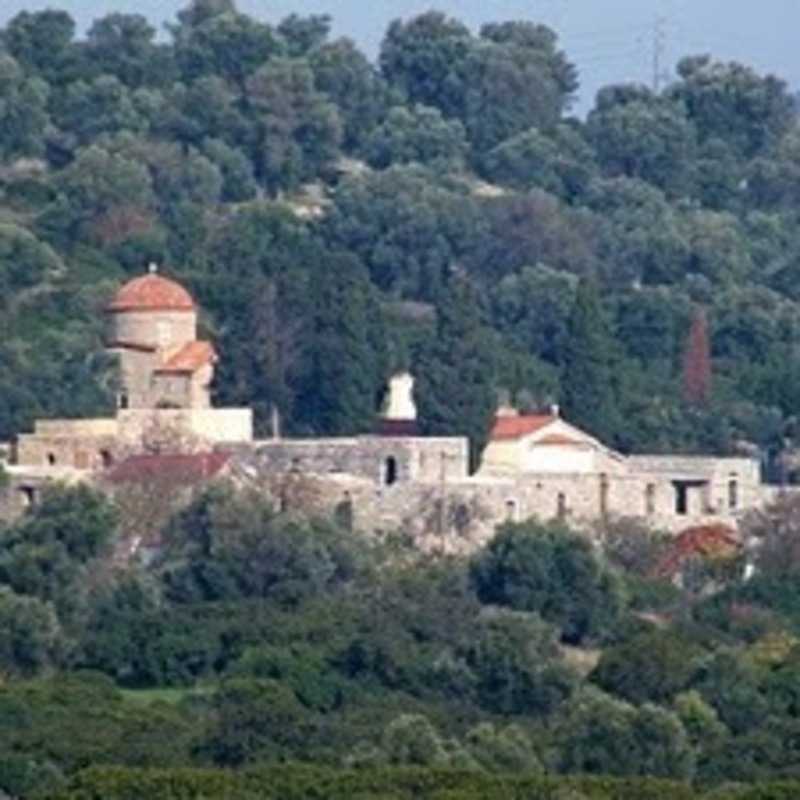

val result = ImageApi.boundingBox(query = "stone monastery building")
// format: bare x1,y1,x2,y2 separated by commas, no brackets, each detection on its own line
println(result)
4,269,778,546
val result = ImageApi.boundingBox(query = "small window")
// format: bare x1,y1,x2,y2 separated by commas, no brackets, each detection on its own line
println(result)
646,484,656,515
384,456,398,486
505,499,518,522
557,493,567,519
100,450,114,469
675,484,689,515
728,478,739,510
157,321,171,347
599,473,609,516
47,453,56,466
118,392,129,410
19,486,36,507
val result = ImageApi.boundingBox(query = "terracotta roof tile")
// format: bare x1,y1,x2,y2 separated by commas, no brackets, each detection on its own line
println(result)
490,414,556,441
107,274,195,313
156,341,216,374
106,452,230,483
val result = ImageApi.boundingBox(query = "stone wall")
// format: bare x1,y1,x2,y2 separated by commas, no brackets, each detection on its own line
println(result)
235,436,469,486
237,460,758,555
16,418,120,468
111,309,196,351
117,408,253,445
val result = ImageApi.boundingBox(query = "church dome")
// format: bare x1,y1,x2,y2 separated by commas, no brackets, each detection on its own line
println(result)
107,270,195,313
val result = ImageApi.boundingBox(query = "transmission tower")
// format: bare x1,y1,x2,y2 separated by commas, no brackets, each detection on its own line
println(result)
652,14,668,93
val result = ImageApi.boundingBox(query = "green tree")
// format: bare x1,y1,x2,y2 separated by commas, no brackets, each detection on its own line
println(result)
300,254,387,435
379,12,472,120
560,278,620,444
310,38,390,149
246,57,342,191
85,13,173,88
277,14,331,57
470,520,626,644
670,55,794,158
587,85,697,196
415,276,498,469
4,9,79,85
322,165,480,300
199,678,311,766
482,123,596,199
591,630,704,705
172,3,281,88
466,610,577,715
0,588,62,676
0,55,49,161
554,687,695,780
363,104,468,171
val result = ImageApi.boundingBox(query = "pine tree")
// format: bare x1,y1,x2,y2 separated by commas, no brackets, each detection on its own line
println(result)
560,278,618,443
682,307,712,406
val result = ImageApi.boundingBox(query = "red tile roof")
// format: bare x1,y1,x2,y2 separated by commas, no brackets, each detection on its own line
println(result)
156,341,216,374
106,452,230,483
490,414,556,441
652,523,741,579
107,273,196,313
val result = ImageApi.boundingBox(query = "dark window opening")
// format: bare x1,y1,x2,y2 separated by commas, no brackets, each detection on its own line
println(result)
505,499,518,521
384,456,398,486
557,493,567,519
728,478,739,510
599,474,609,516
118,393,129,410
47,453,56,466
675,484,688,515
100,450,114,469
19,486,36,507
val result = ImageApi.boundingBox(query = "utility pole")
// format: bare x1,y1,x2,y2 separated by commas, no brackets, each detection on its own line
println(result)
652,15,667,93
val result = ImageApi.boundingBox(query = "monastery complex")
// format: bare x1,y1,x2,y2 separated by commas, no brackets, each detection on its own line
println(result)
1,269,784,549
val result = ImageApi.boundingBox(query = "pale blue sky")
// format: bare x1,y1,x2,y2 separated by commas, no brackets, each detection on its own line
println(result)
1,0,797,113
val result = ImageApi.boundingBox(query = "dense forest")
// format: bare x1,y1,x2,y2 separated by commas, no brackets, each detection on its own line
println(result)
7,1,800,797
2,0,800,470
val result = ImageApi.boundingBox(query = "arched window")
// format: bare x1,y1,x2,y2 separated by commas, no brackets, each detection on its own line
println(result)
47,453,56,466
384,456,398,486
505,499,518,522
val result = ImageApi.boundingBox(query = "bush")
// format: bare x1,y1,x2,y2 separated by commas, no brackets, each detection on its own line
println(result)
470,521,626,644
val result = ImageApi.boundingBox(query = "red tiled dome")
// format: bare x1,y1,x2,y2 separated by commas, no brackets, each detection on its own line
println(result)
107,273,195,313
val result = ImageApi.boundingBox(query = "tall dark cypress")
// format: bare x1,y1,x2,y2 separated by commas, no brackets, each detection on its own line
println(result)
415,276,498,471
302,254,387,435
560,278,619,443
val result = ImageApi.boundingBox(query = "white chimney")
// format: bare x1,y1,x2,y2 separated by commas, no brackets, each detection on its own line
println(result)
383,373,417,421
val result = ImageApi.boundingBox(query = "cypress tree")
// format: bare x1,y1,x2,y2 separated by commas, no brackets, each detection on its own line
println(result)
301,254,388,434
560,278,619,443
682,307,712,407
416,276,498,470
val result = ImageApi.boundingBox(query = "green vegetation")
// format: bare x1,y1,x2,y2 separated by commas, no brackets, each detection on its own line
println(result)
5,1,800,795
0,484,797,795
1,1,799,468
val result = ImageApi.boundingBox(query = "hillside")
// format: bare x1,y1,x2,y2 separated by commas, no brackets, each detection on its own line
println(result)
6,2,800,796
1,1,800,475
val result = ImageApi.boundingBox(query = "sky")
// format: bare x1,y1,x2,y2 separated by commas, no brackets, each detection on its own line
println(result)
1,0,798,114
